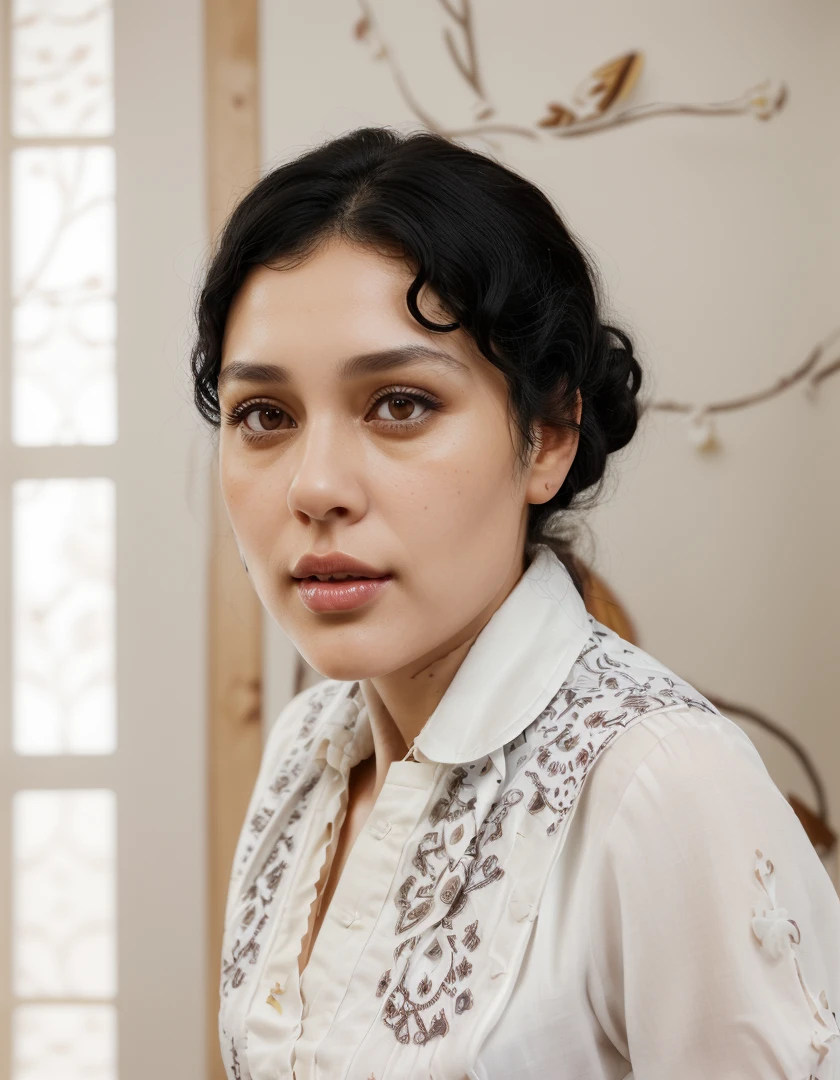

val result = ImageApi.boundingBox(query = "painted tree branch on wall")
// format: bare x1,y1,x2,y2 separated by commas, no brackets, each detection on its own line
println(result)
354,0,787,148
353,0,840,445
647,327,840,452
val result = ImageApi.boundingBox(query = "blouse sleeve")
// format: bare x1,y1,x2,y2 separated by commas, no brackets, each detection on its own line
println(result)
586,707,840,1080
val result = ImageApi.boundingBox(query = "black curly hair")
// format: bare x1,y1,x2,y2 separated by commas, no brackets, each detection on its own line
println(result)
191,126,642,593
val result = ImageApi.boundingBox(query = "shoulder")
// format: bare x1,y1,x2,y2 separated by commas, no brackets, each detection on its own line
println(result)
565,616,720,723
505,618,747,850
600,704,826,888
577,695,838,939
549,618,814,856
581,702,780,832
525,616,729,830
561,618,786,828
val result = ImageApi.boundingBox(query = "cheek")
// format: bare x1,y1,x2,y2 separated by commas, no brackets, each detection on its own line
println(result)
219,456,288,553
379,413,522,539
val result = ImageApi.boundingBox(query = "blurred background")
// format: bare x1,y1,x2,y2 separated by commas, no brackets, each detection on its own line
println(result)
0,1,837,1077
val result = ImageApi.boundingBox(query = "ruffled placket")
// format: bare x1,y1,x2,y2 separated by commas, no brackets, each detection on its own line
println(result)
243,763,345,1079
218,681,364,1080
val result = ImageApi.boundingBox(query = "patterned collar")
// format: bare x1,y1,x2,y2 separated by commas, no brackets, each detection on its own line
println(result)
321,544,593,770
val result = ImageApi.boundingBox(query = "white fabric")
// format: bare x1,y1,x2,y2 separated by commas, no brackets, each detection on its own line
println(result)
219,544,840,1079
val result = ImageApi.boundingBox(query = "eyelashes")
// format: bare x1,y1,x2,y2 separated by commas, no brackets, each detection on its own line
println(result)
222,399,287,441
222,386,444,445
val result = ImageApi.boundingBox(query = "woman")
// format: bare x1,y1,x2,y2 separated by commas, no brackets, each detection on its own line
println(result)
191,127,840,1079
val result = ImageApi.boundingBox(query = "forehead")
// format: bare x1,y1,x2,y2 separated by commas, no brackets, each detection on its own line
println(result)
222,238,437,359
222,240,418,345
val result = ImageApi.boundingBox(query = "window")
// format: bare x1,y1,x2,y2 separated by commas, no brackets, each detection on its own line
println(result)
1,0,208,1076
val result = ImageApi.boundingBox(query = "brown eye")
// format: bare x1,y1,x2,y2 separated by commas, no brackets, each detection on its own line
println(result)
386,397,416,421
372,395,427,423
244,406,286,433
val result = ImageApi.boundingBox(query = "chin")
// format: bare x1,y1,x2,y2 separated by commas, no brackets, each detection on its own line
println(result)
296,644,395,684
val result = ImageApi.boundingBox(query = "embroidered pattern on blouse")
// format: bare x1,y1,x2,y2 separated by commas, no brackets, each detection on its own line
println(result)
752,850,840,1070
228,1037,243,1080
219,683,338,1001
377,619,718,1047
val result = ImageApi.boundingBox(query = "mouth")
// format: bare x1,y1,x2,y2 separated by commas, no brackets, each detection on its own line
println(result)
295,573,393,614
299,573,385,583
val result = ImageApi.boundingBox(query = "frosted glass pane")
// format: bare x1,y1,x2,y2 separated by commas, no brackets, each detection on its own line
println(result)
13,1004,116,1080
12,147,116,446
13,479,116,755
13,790,117,998
12,0,114,136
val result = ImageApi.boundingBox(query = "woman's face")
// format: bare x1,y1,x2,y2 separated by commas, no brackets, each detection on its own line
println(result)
218,236,572,681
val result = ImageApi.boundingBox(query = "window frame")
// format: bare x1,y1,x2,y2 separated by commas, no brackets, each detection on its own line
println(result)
0,0,211,1076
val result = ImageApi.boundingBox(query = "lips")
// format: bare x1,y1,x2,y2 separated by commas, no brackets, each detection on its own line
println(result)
291,551,389,580
304,573,375,582
295,574,393,613
290,551,393,613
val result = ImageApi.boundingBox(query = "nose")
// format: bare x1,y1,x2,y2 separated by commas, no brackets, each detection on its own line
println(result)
286,416,366,526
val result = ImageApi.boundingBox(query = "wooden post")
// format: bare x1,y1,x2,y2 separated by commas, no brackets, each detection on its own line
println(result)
203,1,263,1076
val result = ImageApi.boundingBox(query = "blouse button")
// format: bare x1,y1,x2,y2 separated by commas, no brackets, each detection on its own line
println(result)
367,818,391,840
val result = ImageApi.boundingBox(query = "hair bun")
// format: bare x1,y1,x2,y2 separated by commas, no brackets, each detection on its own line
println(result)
551,321,642,512
590,323,642,455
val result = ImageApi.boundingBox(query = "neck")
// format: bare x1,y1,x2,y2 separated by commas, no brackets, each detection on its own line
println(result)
359,634,476,792
359,545,529,796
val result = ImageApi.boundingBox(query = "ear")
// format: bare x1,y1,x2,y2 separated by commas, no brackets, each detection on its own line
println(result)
525,390,582,505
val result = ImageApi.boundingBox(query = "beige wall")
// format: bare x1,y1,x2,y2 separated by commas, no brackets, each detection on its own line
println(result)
260,1,840,873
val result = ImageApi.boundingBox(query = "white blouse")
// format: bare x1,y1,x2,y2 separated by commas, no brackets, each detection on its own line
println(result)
218,544,840,1079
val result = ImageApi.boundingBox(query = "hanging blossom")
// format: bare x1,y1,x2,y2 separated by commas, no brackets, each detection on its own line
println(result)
684,408,721,455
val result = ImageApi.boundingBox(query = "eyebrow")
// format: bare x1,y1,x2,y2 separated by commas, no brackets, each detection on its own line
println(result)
217,343,470,393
